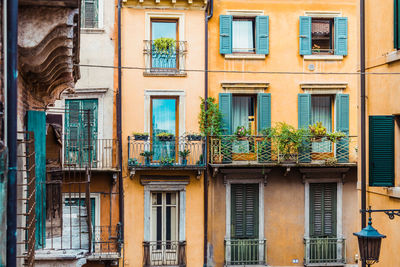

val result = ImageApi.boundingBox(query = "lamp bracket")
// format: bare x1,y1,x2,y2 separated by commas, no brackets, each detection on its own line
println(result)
361,207,400,220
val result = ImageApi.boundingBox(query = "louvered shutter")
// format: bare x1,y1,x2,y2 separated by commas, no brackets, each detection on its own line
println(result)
335,94,350,163
299,16,312,55
231,184,259,239
257,93,271,133
298,94,311,162
310,183,337,237
334,17,348,55
369,116,395,187
82,0,99,28
220,15,233,54
219,93,232,134
255,16,269,55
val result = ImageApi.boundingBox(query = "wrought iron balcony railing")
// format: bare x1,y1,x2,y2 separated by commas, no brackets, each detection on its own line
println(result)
128,135,205,169
304,238,346,265
89,225,121,259
64,138,119,170
210,135,357,165
143,241,186,267
224,239,266,266
143,40,187,73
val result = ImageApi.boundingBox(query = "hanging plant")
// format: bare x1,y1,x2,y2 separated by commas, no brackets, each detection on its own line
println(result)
153,37,176,57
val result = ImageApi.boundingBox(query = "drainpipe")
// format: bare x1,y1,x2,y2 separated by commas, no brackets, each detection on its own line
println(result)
360,1,367,266
117,0,124,257
6,0,18,266
204,1,213,266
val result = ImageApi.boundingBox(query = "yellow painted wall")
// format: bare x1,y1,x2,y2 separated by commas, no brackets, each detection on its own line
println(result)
363,0,400,266
119,3,206,267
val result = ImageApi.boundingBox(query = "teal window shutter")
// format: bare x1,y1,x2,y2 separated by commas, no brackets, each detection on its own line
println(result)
219,93,233,134
220,15,233,54
310,183,337,237
255,16,269,55
299,16,312,55
369,116,395,187
257,93,271,133
298,94,311,162
335,94,350,163
27,110,47,249
334,17,348,56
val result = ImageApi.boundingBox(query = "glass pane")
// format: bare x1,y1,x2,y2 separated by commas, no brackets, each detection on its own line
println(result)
166,206,177,241
312,19,333,54
152,99,177,161
311,96,332,153
152,21,177,40
232,20,254,52
151,21,177,69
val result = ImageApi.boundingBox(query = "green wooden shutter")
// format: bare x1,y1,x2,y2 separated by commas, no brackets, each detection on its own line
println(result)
220,15,233,54
219,93,233,134
231,184,259,239
82,0,99,28
335,94,350,163
299,16,312,55
369,116,395,187
395,0,400,49
255,16,269,55
334,17,348,56
310,183,337,237
257,93,271,133
298,94,311,163
27,110,47,249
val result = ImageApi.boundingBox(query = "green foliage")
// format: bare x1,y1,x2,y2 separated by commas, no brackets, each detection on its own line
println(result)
132,132,149,136
160,156,175,165
140,151,154,158
326,131,347,143
179,149,191,159
309,122,327,136
156,132,174,137
234,126,250,138
199,97,223,137
128,158,138,167
153,37,176,56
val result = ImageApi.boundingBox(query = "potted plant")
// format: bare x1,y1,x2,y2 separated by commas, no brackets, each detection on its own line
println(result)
179,149,191,166
235,126,249,140
133,132,149,141
140,151,154,166
153,37,176,57
156,132,174,141
160,156,175,166
309,122,327,142
128,158,138,168
196,154,204,166
199,97,222,137
327,131,347,143
186,133,203,141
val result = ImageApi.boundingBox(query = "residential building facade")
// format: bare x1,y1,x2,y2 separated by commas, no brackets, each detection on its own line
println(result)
207,1,359,266
362,0,400,266
121,0,207,266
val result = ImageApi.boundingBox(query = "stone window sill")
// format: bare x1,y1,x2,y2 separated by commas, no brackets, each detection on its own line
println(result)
81,28,105,34
143,71,187,77
225,53,266,60
386,50,400,63
387,187,400,199
303,55,344,61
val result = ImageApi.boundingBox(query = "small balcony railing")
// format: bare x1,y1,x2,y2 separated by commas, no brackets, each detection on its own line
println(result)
304,238,345,266
143,241,186,267
210,135,357,165
224,239,266,266
91,225,121,258
128,135,205,169
143,40,187,73
64,138,119,170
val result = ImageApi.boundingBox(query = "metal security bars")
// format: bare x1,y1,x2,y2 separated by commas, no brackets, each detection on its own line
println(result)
210,135,357,165
128,135,205,169
224,239,266,265
143,40,187,73
304,238,345,265
143,241,186,267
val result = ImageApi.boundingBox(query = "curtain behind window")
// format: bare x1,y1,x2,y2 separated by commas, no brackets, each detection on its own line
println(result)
233,20,254,52
311,96,332,152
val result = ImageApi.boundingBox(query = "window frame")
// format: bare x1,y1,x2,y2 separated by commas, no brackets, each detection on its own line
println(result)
81,0,103,29
232,94,257,133
311,18,335,55
232,17,256,54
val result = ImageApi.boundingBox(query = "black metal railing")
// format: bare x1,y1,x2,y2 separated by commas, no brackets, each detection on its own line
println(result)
91,225,121,256
143,241,186,267
128,135,205,169
210,135,357,165
304,238,345,265
143,40,187,72
224,239,266,265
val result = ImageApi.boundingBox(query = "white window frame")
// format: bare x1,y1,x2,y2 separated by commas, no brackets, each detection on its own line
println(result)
81,0,104,29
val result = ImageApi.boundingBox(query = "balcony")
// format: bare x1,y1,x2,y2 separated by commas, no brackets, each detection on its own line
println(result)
224,239,266,266
63,138,119,171
143,40,187,76
128,135,205,171
88,225,121,261
210,135,357,166
304,238,345,266
143,241,186,267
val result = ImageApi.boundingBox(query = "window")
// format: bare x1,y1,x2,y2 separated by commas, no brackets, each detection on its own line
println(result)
310,183,337,237
232,95,256,132
151,19,178,69
369,116,395,187
81,0,99,28
151,192,179,243
151,97,178,161
311,95,333,152
395,0,400,49
232,18,255,53
299,16,347,56
220,15,269,55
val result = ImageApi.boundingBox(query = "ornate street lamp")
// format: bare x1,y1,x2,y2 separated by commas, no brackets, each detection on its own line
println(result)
353,216,386,266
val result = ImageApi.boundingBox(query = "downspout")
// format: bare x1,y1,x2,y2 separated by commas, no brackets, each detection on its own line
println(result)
117,0,124,258
6,0,18,266
3,0,7,144
360,1,367,267
204,1,212,266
